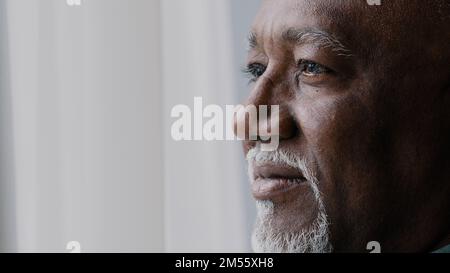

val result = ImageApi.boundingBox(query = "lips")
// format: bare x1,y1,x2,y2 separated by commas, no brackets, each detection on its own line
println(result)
251,162,307,200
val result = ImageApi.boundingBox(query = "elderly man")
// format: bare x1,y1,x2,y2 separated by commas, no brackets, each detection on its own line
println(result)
236,0,450,252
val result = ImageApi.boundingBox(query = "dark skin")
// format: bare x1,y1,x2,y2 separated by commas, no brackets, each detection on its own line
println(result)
237,0,450,252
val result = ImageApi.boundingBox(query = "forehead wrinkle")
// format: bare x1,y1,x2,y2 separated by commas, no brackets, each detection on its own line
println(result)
282,27,353,58
247,19,278,53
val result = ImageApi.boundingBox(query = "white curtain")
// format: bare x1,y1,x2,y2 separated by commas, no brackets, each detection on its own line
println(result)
161,0,248,252
0,0,256,252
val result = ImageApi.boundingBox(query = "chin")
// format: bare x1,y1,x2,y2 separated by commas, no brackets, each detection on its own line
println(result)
251,200,333,253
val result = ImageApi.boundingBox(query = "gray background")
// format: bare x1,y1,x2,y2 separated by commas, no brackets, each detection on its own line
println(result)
0,0,261,252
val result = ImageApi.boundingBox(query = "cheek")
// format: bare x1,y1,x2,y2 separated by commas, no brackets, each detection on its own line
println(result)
292,93,375,171
292,92,389,249
294,95,342,148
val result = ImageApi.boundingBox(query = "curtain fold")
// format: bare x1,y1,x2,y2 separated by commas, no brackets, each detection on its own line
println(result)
161,0,249,252
0,0,255,252
1,0,165,252
0,0,17,252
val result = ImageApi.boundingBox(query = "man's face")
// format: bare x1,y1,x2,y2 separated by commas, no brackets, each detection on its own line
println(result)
240,0,450,252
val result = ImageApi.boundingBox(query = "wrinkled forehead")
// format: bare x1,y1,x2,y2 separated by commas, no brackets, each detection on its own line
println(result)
254,0,364,25
250,0,448,63
251,0,371,51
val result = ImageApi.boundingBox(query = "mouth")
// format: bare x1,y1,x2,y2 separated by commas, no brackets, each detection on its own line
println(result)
251,162,308,201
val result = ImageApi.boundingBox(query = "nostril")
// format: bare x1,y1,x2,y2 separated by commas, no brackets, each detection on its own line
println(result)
275,107,299,140
280,118,299,140
233,102,298,142
257,134,271,143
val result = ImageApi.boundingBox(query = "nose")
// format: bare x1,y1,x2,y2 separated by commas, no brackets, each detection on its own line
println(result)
233,76,297,145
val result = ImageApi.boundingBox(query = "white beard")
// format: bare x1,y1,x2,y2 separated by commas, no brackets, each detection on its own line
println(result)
248,146,333,253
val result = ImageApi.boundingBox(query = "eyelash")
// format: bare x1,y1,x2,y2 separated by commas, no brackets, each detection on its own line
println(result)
242,63,267,83
243,60,331,83
298,60,331,76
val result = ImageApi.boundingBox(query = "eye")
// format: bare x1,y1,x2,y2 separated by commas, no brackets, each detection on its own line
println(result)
298,60,331,77
243,63,267,82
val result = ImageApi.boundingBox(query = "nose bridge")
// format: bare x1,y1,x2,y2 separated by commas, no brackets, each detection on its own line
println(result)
247,74,275,107
235,69,298,143
248,58,289,106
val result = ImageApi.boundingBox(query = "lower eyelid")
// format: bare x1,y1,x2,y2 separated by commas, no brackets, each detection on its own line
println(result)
295,72,331,85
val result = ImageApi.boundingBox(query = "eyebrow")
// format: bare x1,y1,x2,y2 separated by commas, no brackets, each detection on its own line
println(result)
248,27,353,57
247,32,258,50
